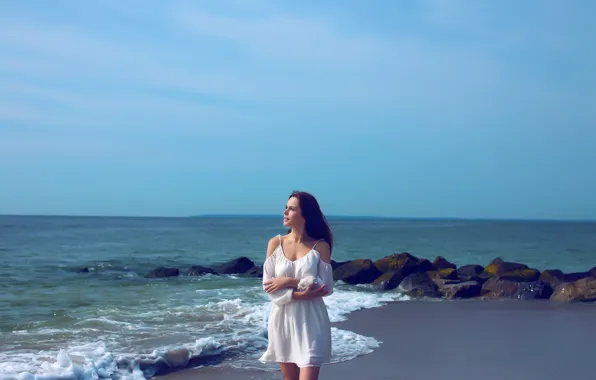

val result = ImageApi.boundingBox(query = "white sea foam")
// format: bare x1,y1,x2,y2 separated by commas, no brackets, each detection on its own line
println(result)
0,286,405,380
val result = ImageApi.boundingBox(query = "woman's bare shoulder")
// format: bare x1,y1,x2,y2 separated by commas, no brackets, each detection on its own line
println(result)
266,235,282,258
314,240,332,263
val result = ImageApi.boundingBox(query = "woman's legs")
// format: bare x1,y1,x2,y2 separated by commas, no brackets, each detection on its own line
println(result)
298,366,320,380
280,363,300,380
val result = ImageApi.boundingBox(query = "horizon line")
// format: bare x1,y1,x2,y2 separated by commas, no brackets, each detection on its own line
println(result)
0,213,594,223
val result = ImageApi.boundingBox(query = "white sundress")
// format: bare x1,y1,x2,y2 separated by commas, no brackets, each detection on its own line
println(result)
259,235,334,368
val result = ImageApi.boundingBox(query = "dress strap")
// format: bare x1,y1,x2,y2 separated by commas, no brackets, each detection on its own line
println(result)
311,239,323,250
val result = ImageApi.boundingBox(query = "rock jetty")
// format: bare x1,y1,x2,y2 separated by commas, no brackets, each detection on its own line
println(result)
141,253,596,303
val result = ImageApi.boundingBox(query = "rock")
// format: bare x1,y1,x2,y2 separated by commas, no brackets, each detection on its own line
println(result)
331,260,350,270
186,266,216,276
482,257,528,277
457,264,484,278
440,281,482,299
374,253,433,277
513,281,553,300
457,265,487,284
146,267,180,278
499,268,541,282
245,266,264,278
214,257,255,274
590,266,596,277
333,259,382,284
398,272,440,298
373,271,405,290
481,277,521,298
432,256,456,270
564,271,591,282
427,268,458,280
431,278,461,288
551,277,596,302
538,269,565,289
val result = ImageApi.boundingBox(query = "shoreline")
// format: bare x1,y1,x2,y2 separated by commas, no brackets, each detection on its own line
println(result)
156,298,596,380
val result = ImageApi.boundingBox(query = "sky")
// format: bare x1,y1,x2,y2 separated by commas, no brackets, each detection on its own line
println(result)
0,0,595,220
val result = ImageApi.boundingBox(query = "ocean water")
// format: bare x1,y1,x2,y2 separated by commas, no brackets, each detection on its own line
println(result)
1,215,595,380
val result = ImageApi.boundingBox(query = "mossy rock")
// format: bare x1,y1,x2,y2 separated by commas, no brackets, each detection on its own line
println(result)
333,259,382,285
427,268,458,280
374,253,433,277
432,256,456,270
482,257,528,277
500,268,541,282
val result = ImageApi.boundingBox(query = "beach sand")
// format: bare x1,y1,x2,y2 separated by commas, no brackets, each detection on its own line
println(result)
157,299,596,380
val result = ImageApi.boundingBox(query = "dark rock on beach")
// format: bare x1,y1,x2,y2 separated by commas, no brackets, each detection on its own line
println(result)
432,256,456,270
457,264,484,279
427,267,458,281
482,257,529,277
538,269,566,289
398,272,440,298
374,252,433,277
331,259,350,270
186,265,216,276
481,277,521,299
551,277,596,302
333,259,383,284
373,271,405,290
146,267,179,278
514,281,553,300
214,257,255,274
500,268,541,282
140,250,596,305
564,271,592,282
440,281,482,299
245,265,263,278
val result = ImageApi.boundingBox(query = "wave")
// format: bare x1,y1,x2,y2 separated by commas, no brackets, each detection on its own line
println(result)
0,286,408,380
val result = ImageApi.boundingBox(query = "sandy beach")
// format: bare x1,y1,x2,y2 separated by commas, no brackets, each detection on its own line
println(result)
158,299,596,380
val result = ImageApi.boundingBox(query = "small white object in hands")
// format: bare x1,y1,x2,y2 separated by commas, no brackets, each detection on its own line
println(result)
297,275,324,291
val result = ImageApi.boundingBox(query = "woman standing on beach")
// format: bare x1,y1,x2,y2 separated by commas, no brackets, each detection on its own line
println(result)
259,190,335,380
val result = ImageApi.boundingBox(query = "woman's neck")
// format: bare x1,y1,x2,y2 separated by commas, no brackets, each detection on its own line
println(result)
289,226,308,243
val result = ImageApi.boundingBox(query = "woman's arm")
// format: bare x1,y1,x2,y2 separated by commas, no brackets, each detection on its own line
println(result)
292,241,334,299
262,237,295,306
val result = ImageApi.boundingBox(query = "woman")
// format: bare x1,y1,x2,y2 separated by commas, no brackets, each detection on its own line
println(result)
259,190,335,380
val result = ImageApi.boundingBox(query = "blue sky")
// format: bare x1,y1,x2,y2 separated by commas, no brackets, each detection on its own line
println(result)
1,0,594,219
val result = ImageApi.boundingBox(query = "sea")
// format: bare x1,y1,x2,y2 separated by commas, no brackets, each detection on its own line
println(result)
1,215,595,380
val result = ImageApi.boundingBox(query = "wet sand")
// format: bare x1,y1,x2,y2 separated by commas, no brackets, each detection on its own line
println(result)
157,299,596,380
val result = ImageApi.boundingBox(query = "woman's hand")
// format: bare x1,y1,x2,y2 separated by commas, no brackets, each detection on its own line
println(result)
292,283,329,300
264,277,295,293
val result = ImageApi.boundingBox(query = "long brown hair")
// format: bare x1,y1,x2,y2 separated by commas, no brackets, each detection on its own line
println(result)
288,190,334,252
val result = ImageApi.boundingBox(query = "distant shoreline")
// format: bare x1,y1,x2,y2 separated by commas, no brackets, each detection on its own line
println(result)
0,213,595,223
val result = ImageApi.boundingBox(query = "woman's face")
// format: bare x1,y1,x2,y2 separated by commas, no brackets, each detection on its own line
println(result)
283,196,304,228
